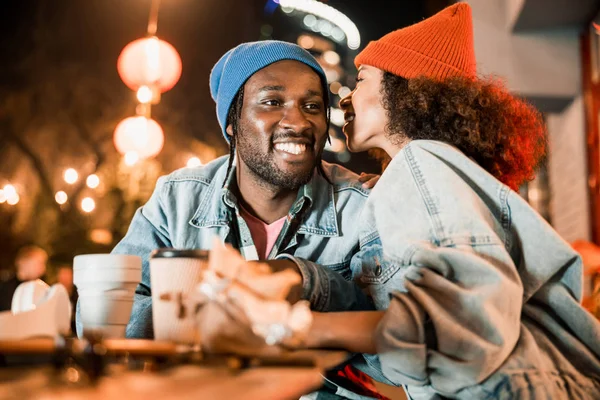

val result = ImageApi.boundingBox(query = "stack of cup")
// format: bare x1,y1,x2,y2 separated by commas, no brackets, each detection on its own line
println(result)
74,254,141,339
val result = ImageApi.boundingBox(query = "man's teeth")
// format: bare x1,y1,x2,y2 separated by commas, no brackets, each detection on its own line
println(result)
274,143,307,155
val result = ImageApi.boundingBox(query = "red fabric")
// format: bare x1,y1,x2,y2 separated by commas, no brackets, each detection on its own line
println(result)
333,365,390,400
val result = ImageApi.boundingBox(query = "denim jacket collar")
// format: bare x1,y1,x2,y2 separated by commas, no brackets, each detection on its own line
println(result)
189,159,340,237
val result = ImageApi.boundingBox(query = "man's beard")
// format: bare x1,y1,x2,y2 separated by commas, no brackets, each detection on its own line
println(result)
236,130,319,191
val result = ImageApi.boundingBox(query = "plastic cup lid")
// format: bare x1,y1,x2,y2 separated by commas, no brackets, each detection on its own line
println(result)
150,248,209,260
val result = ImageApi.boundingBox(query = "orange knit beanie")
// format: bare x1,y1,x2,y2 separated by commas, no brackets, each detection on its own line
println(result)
355,3,476,80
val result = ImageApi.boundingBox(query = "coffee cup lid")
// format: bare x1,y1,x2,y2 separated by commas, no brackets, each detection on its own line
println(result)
73,254,142,270
150,248,209,259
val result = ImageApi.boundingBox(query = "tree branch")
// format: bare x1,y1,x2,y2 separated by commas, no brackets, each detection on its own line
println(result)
4,128,60,212
68,117,108,202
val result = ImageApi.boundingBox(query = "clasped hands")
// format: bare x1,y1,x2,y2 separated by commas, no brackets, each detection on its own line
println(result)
189,240,312,356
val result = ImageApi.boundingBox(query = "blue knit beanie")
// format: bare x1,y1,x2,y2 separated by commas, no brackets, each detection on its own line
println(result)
209,40,328,143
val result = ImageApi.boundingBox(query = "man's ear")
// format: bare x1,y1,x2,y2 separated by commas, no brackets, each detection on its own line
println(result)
226,124,234,137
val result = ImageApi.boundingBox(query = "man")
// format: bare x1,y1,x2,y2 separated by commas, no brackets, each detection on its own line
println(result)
79,41,388,398
0,245,48,311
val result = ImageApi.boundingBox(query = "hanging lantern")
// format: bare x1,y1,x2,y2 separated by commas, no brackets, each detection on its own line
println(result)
113,116,164,159
117,37,182,93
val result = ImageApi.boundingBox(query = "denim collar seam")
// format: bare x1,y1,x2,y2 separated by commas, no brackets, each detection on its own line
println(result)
404,145,446,241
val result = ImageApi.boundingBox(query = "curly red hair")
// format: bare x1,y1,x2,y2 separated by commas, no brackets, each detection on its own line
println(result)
381,73,547,190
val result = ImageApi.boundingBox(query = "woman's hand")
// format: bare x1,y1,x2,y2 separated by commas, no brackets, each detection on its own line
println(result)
197,300,285,356
196,242,309,354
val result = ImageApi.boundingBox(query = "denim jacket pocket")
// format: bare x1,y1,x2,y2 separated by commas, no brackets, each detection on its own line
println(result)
356,242,405,309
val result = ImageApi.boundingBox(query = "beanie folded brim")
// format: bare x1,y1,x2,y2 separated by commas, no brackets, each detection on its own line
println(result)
355,40,473,81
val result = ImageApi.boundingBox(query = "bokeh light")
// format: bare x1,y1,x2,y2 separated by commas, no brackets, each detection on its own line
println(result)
81,197,95,213
64,169,78,184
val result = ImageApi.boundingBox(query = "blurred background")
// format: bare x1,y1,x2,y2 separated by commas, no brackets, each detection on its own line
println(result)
0,0,598,284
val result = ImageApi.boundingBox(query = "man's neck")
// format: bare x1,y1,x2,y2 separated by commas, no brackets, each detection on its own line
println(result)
235,167,300,224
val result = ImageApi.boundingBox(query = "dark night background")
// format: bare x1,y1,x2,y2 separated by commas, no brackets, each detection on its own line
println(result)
0,0,452,272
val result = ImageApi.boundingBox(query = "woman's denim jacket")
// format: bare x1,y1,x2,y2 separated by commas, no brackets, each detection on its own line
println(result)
358,140,600,399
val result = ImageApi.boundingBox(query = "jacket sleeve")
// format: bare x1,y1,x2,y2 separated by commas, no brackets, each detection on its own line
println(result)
375,243,523,395
75,177,172,339
276,254,375,312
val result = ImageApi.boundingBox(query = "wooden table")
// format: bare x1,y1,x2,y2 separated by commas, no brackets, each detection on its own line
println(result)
0,339,349,400
0,365,324,400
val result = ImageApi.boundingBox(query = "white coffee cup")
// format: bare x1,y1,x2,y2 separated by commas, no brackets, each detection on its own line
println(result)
150,249,208,344
74,254,141,339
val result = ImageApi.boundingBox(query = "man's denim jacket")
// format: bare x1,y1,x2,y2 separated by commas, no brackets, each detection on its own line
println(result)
358,140,600,399
76,155,386,397
99,156,383,335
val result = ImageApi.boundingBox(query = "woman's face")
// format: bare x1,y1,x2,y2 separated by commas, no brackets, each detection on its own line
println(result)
339,65,389,153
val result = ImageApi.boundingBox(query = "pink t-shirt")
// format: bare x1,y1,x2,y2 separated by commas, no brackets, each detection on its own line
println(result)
239,206,287,260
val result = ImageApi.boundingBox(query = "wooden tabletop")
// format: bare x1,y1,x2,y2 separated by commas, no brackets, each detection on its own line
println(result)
0,338,348,369
0,339,350,400
0,365,325,400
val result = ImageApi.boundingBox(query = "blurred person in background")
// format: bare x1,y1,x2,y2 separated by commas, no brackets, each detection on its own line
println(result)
0,245,48,311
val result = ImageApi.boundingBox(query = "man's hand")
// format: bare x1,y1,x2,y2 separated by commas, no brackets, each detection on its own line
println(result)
358,173,380,189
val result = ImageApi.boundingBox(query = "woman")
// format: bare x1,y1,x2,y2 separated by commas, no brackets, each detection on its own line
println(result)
311,3,600,399
202,3,600,399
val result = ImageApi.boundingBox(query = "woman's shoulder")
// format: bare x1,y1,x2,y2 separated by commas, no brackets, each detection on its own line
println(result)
384,140,505,203
370,140,509,247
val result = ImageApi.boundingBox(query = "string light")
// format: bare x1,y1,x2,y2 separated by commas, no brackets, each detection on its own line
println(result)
303,14,317,28
187,157,203,168
330,81,342,94
81,197,96,213
324,68,339,82
338,86,351,98
3,184,19,205
55,191,68,205
3,184,16,198
7,194,19,206
279,0,360,49
86,174,100,189
330,108,345,127
323,50,340,65
64,169,78,184
297,35,315,49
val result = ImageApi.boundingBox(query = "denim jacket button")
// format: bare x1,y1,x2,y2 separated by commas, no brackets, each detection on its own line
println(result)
375,265,383,276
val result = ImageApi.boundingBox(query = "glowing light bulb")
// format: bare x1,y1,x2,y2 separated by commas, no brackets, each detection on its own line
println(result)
55,191,68,205
64,169,78,184
81,197,95,213
86,174,100,189
187,157,203,168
